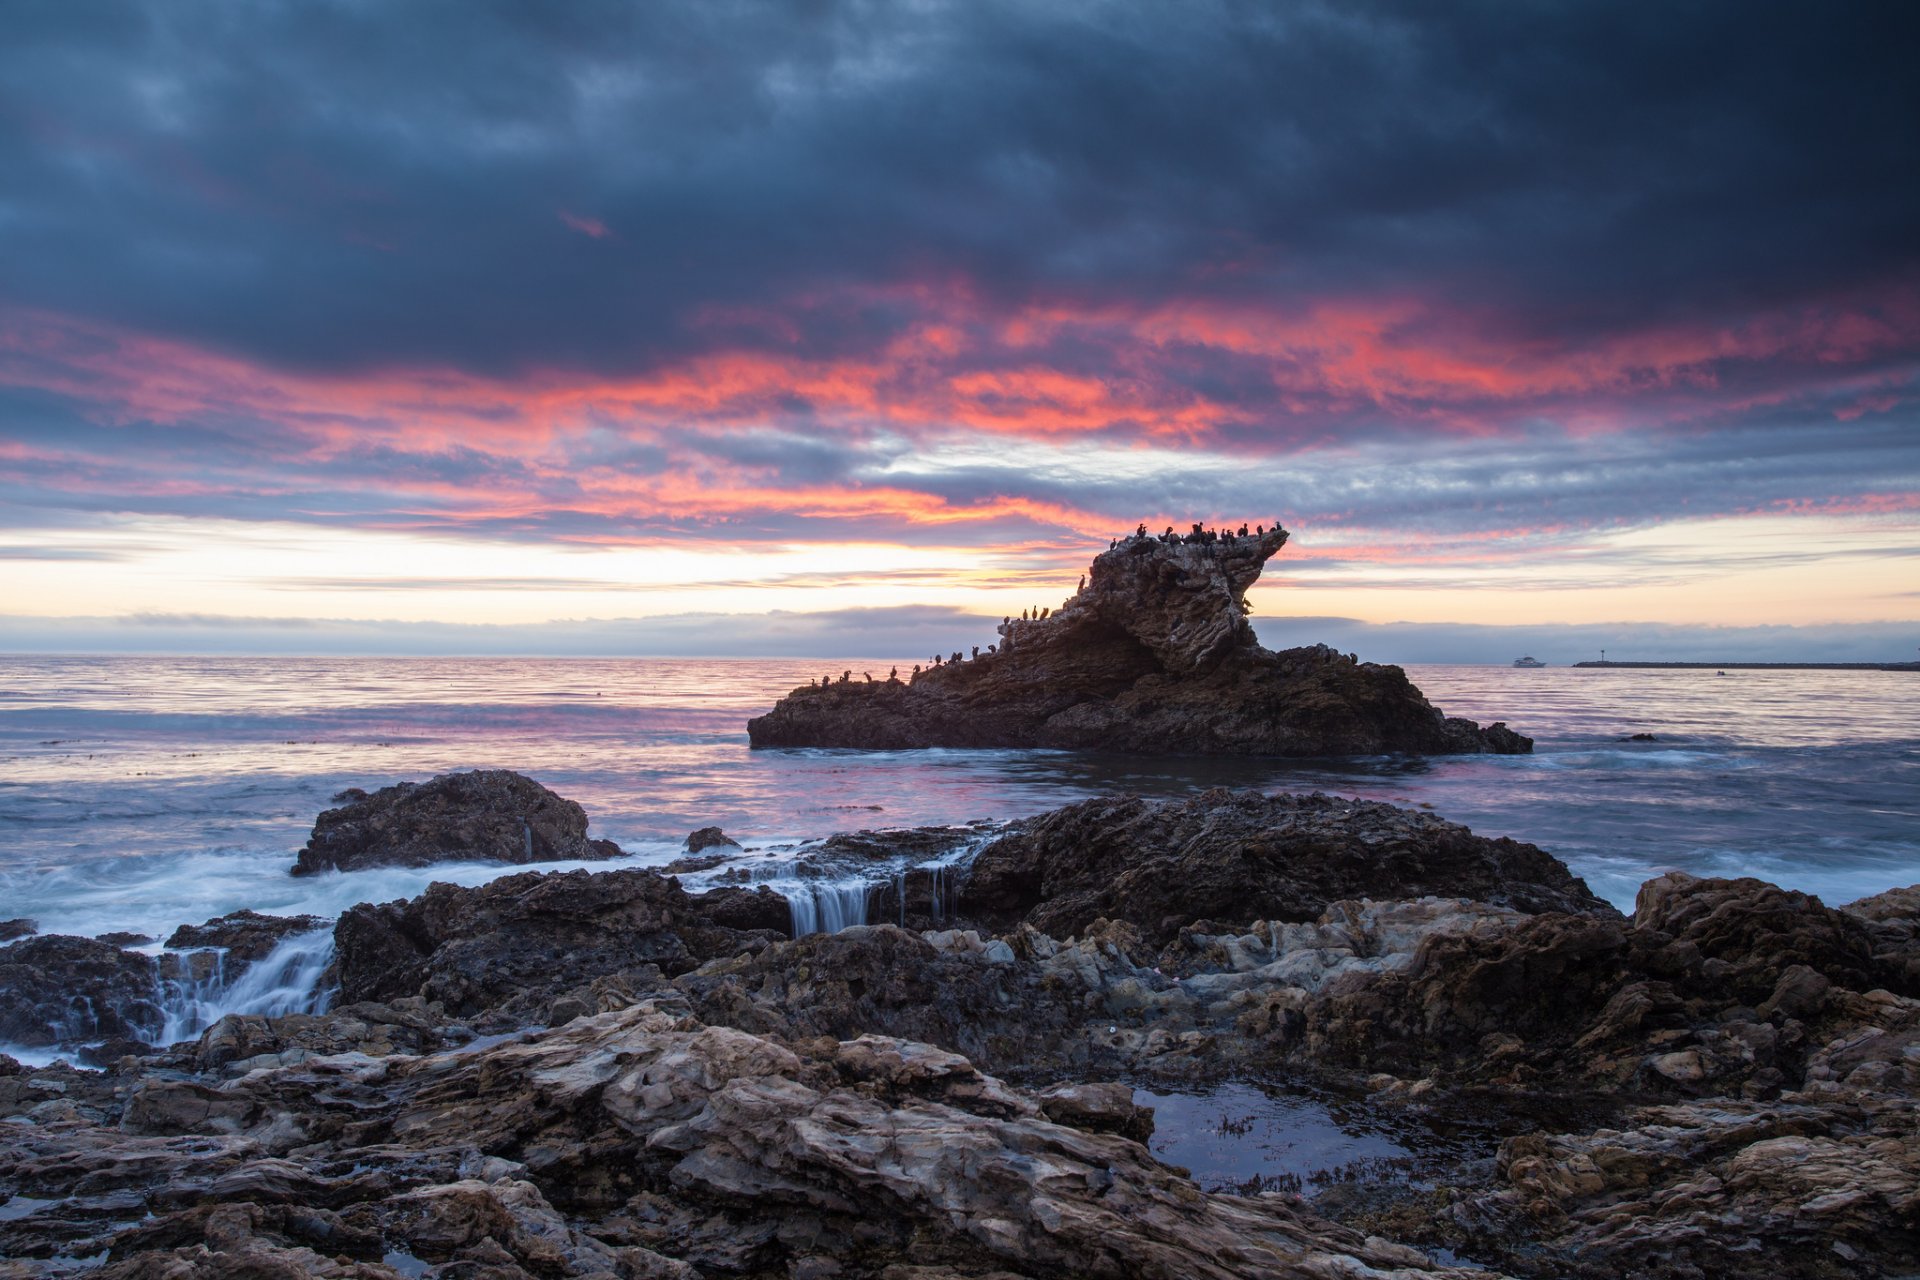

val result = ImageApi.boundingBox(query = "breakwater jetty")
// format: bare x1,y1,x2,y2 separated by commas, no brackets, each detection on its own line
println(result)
1573,660,1919,671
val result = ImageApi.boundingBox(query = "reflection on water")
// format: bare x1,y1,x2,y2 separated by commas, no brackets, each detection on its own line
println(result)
1136,1081,1411,1197
0,656,1915,938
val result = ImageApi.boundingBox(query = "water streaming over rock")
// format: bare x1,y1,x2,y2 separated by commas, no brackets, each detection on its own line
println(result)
154,929,338,1045
785,883,876,937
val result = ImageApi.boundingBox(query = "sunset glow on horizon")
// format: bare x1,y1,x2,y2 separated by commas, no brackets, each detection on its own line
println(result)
2,2,1915,659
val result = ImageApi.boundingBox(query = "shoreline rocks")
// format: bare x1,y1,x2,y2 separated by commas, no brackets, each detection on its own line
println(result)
292,769,623,875
7,780,1920,1277
748,525,1532,757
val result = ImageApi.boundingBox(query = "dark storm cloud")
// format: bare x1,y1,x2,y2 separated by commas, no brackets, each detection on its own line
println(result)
2,0,1915,375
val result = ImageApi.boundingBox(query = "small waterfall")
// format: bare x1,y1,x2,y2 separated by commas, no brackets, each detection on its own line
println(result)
787,882,874,937
153,929,338,1045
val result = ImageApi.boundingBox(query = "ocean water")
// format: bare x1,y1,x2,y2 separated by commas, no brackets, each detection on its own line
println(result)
1,654,1916,1059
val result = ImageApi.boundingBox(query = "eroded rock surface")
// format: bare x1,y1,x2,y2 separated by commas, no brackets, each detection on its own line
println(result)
10,776,1919,1279
960,789,1611,944
0,1005,1482,1280
748,526,1530,756
0,935,159,1048
329,867,786,1021
292,769,623,875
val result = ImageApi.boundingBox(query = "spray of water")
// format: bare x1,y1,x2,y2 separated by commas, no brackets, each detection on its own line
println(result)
154,929,338,1044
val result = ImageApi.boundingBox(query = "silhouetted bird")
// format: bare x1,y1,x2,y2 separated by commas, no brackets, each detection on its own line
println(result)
888,667,898,681
971,646,979,659
1078,574,1085,590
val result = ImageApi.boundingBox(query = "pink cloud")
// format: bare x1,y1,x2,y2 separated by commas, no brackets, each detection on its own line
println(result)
558,210,611,239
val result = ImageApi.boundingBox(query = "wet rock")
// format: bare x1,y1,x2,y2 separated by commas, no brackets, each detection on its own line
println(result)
1035,1082,1155,1141
677,924,1086,1072
685,825,740,853
749,526,1530,756
291,769,622,875
1464,1098,1920,1278
0,918,37,942
165,909,329,960
691,884,792,935
0,935,161,1048
189,999,458,1072
0,1003,1490,1279
960,789,1611,945
1299,873,1920,1099
96,931,154,947
330,867,780,1019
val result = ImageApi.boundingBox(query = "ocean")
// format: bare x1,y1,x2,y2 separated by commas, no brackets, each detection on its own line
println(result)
2,654,1916,1059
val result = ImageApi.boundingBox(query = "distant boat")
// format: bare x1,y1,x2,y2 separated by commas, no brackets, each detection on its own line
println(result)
1512,656,1547,668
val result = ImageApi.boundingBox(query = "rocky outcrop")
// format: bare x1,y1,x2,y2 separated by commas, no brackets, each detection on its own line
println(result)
292,770,622,875
684,825,740,853
10,770,1919,1279
0,935,159,1048
329,867,787,1020
749,525,1529,756
1299,872,1920,1098
0,1003,1481,1280
960,789,1611,944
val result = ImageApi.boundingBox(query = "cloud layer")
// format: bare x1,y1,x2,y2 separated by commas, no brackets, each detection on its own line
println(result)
0,1,1916,621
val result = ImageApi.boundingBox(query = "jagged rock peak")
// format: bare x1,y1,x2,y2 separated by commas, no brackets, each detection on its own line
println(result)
1036,521,1289,674
749,520,1531,757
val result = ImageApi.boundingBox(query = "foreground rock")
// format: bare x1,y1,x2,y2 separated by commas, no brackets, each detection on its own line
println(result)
0,1005,1480,1280
10,779,1920,1278
292,769,623,875
749,524,1530,756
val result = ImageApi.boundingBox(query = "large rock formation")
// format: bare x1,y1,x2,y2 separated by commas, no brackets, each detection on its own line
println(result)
748,525,1529,755
959,789,1611,944
292,769,623,875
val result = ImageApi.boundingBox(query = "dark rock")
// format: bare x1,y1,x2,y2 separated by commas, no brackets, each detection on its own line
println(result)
677,925,1085,1070
685,825,741,853
163,909,331,987
0,935,160,1048
0,918,36,942
749,526,1530,756
330,867,779,1018
958,789,1611,945
76,1036,158,1068
291,769,623,875
1299,872,1920,1096
691,885,793,935
1622,732,1659,741
2,1006,1469,1280
96,931,154,947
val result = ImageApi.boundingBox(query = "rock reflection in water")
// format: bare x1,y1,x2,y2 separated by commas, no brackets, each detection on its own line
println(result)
1136,1081,1411,1198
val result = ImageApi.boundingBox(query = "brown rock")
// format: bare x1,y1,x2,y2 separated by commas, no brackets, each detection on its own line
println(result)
291,769,622,875
959,789,1611,945
748,526,1530,756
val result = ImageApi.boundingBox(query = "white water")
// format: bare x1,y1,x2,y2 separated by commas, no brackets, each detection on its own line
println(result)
785,882,876,936
155,929,338,1045
3,929,340,1067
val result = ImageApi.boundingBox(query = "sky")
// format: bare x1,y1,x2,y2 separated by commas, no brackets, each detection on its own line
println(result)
0,0,1916,661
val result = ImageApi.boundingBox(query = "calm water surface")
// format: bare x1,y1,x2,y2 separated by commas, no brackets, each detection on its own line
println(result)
1,655,1915,941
